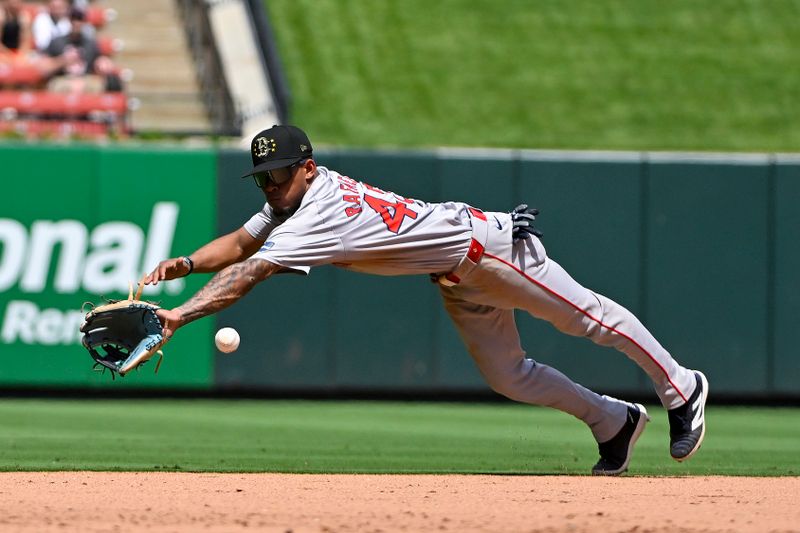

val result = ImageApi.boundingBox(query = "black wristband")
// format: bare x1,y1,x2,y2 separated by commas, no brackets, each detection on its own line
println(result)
181,256,194,275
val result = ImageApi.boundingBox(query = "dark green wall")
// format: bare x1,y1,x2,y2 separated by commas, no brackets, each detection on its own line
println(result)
214,149,798,399
646,157,770,393
774,158,800,394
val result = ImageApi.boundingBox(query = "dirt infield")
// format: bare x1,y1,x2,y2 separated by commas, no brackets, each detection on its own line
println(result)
1,473,798,532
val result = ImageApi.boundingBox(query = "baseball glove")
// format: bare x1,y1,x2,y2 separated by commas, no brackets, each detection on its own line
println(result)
80,279,168,378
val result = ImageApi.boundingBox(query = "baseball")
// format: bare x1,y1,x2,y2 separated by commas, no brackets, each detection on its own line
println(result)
214,327,240,353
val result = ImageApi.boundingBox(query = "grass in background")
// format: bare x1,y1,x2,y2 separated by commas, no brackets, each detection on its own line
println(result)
266,0,800,152
1,399,797,475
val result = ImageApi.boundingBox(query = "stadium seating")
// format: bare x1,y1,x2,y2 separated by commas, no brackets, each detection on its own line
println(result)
0,2,129,139
0,118,110,139
0,90,127,115
0,62,46,87
97,36,122,57
0,90,128,136
20,3,116,29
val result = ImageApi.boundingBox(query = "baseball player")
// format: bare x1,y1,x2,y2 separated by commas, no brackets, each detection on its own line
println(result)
144,125,709,475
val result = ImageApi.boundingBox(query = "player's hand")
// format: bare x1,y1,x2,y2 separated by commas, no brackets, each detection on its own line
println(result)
156,308,184,340
510,203,543,242
143,257,191,286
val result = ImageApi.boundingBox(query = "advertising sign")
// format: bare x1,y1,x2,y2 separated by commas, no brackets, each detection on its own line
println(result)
0,145,216,388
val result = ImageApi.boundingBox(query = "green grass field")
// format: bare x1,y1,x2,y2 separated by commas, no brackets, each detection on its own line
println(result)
1,399,797,476
266,0,800,152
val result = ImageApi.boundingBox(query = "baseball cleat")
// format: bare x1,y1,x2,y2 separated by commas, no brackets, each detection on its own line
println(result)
668,370,709,462
591,403,649,476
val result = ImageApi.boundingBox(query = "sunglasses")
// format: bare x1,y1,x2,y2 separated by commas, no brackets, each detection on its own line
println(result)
253,160,306,188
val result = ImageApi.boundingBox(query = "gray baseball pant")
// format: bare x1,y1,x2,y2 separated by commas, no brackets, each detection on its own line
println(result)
439,212,697,443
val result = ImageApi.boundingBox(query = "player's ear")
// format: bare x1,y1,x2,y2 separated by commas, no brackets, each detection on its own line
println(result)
303,158,317,179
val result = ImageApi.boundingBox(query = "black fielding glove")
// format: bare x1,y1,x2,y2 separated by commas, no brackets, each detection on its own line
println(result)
80,279,169,378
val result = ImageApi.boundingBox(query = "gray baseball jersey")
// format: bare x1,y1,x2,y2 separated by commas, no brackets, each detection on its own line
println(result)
245,166,473,276
244,166,697,443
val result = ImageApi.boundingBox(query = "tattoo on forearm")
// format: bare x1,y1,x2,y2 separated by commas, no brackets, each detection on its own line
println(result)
177,259,272,324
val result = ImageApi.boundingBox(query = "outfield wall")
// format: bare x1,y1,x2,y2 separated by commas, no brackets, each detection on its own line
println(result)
1,144,797,398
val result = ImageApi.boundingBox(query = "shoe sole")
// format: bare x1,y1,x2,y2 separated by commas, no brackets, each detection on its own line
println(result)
592,403,650,476
672,371,709,462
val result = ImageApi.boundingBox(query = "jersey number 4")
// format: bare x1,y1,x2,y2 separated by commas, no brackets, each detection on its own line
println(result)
364,194,419,234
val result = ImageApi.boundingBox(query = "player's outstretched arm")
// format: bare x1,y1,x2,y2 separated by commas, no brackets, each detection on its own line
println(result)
144,227,264,286
156,257,285,338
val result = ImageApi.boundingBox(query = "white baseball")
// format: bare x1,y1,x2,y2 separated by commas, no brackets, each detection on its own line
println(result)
215,327,240,353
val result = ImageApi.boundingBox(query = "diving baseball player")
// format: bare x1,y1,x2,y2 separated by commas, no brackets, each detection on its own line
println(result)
144,125,709,475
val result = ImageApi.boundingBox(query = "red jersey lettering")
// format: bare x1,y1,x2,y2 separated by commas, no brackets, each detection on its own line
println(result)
364,194,419,234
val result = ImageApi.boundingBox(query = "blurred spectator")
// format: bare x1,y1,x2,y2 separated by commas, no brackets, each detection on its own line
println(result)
32,0,70,52
47,8,97,71
46,8,122,93
70,0,90,12
0,0,33,56
93,54,122,91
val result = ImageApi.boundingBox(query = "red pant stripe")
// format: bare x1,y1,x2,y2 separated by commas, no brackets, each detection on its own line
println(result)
484,252,688,403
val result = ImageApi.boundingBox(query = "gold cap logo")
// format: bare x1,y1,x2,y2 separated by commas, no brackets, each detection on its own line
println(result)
253,137,277,158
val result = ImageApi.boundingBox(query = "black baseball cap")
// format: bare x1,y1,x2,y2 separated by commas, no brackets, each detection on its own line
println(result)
241,125,313,178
